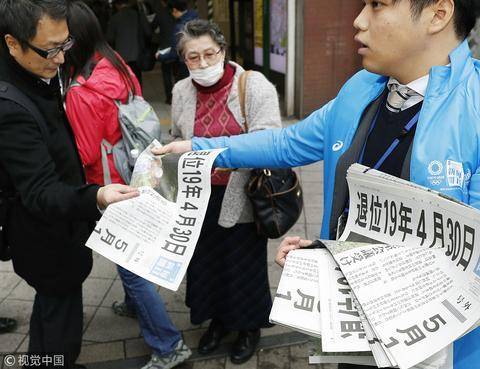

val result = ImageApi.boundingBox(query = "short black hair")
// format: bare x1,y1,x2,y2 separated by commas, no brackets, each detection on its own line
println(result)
169,0,188,12
393,0,479,39
0,0,67,51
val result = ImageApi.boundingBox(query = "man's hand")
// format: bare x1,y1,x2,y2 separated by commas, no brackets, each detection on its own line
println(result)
151,140,192,155
275,236,313,267
96,184,140,210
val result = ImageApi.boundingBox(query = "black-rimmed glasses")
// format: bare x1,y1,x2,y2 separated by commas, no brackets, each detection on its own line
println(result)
26,36,75,60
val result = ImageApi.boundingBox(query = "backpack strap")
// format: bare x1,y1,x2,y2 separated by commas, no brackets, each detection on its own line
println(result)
100,139,114,185
66,61,95,93
0,81,50,143
238,70,252,132
69,80,82,88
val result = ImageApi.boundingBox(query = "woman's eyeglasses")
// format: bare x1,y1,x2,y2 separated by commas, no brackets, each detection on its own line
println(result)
185,49,222,67
26,36,75,60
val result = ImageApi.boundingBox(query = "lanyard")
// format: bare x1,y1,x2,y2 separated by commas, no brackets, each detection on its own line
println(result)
342,106,420,217
358,106,420,170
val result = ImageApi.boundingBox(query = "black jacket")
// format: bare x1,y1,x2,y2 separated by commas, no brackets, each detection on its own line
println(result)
107,7,152,63
0,52,100,296
151,5,174,49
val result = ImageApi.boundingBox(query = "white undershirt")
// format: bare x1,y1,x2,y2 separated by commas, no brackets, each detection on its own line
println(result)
386,64,450,111
387,75,428,111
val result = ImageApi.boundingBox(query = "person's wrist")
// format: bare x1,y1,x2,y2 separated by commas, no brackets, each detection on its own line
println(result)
96,187,106,210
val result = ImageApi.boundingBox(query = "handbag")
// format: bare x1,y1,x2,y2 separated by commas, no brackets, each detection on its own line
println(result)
238,71,304,239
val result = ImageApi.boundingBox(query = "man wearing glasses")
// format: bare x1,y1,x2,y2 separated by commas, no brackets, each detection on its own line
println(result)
0,1,138,367
24,35,74,60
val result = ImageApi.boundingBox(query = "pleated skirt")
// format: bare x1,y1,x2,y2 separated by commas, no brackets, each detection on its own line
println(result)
186,186,272,330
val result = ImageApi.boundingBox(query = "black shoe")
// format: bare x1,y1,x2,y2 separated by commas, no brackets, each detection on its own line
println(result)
0,317,17,334
111,301,136,318
230,329,260,364
198,320,228,355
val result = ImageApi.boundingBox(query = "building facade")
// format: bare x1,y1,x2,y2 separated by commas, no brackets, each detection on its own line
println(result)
195,0,363,118
195,1,480,119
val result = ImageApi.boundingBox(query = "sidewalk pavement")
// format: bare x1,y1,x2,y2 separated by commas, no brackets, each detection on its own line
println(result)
0,66,335,369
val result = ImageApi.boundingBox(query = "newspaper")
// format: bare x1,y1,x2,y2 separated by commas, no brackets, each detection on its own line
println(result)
271,163,480,369
269,248,323,337
332,164,480,368
317,250,371,352
278,246,394,367
86,142,225,291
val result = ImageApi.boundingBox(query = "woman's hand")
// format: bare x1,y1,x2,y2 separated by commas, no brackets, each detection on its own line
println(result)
96,184,140,210
275,236,314,267
151,140,192,155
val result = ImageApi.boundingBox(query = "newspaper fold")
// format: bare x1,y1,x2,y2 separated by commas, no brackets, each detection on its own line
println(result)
86,142,225,291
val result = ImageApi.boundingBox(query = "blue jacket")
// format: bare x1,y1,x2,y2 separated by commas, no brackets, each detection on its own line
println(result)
158,9,198,63
193,39,480,368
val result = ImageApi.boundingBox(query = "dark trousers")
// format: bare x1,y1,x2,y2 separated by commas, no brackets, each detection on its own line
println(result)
160,61,174,103
127,61,143,87
27,287,83,368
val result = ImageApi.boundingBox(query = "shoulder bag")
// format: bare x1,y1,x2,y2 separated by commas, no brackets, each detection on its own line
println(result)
238,71,304,239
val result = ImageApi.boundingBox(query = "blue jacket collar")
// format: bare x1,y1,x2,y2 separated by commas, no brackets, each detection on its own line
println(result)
426,39,473,97
360,39,473,100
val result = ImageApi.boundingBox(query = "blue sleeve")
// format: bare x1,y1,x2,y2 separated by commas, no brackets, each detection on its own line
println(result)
454,328,480,369
192,99,335,168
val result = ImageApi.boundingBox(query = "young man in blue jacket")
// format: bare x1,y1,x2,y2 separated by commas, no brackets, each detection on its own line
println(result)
156,0,480,368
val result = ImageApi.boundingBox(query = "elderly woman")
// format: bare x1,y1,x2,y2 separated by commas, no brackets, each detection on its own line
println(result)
172,19,282,364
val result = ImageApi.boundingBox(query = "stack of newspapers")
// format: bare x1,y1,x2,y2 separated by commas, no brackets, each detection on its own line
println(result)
269,164,480,369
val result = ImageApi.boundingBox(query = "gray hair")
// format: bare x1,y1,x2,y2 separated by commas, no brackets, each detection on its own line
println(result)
176,19,228,61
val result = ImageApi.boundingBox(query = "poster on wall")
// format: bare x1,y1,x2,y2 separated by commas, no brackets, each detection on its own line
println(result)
253,0,287,73
254,0,263,66
270,0,287,73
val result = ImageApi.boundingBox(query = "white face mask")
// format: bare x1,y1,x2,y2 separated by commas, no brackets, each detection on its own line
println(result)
189,60,225,87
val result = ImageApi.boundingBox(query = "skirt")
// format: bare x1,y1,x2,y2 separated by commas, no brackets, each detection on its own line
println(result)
186,186,272,330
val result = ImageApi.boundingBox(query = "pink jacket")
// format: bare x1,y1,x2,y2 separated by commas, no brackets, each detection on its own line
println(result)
66,56,141,185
